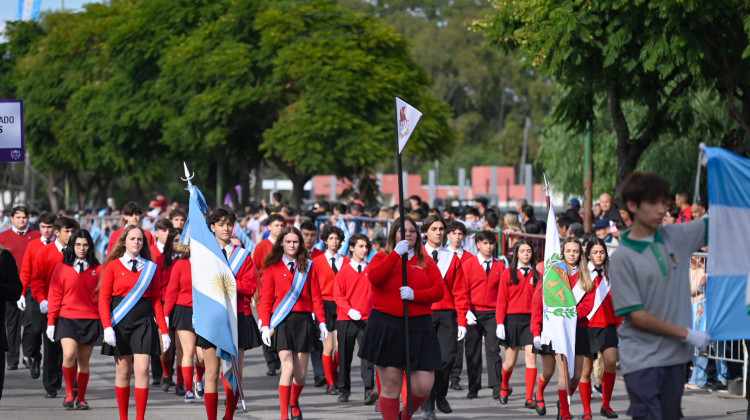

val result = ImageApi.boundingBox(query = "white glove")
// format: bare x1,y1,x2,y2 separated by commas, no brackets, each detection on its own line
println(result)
161,333,171,352
261,326,271,347
394,240,409,256
685,328,711,351
466,310,477,326
399,286,414,301
457,326,467,341
348,308,362,321
16,296,25,311
165,317,170,327
533,336,542,350
103,327,117,346
319,323,329,341
46,326,55,341
496,324,506,340
39,300,48,314
257,319,263,330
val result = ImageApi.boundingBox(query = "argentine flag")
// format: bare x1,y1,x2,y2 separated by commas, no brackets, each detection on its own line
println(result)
187,185,240,389
16,0,42,21
704,146,750,340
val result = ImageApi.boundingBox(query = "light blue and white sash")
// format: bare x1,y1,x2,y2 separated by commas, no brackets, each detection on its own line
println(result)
270,260,313,330
337,218,351,256
227,246,251,277
111,260,157,326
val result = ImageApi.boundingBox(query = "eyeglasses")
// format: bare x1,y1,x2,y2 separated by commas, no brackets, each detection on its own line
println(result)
74,243,90,248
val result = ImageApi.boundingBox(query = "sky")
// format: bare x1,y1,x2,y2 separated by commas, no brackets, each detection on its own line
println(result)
1,0,102,37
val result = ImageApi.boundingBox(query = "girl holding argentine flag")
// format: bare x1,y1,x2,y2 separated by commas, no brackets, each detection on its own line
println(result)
259,226,328,420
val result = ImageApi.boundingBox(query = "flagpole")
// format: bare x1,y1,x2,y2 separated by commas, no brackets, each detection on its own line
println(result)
230,355,246,411
396,98,413,416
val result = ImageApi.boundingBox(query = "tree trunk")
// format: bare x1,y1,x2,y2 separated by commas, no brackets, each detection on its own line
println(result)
289,174,311,209
46,172,59,213
237,154,249,210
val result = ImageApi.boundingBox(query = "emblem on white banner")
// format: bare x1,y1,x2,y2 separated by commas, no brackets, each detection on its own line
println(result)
396,97,422,154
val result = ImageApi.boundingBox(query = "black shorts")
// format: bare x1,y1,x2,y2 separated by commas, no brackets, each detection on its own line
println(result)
323,300,337,332
55,317,102,346
172,305,193,332
272,312,318,352
587,325,619,353
358,309,441,372
102,297,160,357
501,314,533,348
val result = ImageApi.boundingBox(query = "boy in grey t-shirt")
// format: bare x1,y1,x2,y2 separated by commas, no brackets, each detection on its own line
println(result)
610,172,710,420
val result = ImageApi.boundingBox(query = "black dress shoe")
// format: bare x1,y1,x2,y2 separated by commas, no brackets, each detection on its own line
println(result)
45,390,57,398
498,387,512,404
449,380,463,391
266,368,277,376
314,375,326,387
535,399,547,415
436,397,452,414
7,364,17,371
160,376,171,392
325,385,339,395
525,398,535,409
466,391,478,399
337,391,349,402
290,404,303,420
492,385,500,399
23,356,31,369
422,409,437,420
600,407,619,418
364,388,378,405
30,358,40,379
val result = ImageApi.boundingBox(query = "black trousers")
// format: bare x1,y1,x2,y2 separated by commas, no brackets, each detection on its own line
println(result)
41,313,62,393
450,339,464,383
0,351,5,400
465,310,503,393
336,320,374,394
422,310,458,411
5,302,21,365
263,344,281,370
24,293,44,361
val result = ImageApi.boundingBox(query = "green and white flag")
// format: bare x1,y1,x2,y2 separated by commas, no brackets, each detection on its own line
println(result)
541,188,576,379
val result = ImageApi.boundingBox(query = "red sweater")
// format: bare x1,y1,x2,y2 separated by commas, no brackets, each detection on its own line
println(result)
20,237,49,291
107,227,154,255
164,259,192,316
258,259,326,327
226,245,260,315
313,253,350,301
252,238,274,278
150,243,163,260
30,242,64,303
427,248,470,327
47,263,101,324
463,255,505,312
496,268,537,324
153,253,175,301
531,284,544,337
367,251,443,318
587,273,619,328
334,263,372,321
98,259,169,334
310,248,324,260
570,271,594,328
0,229,40,273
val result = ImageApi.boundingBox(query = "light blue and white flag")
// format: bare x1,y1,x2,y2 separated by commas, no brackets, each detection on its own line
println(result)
704,146,750,340
16,0,42,21
233,224,254,253
188,184,240,390
180,185,209,247
337,218,351,256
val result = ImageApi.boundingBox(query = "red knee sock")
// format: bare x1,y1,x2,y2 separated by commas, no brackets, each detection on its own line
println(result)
115,386,130,420
525,368,537,401
223,379,238,420
501,368,512,396
204,392,218,420
536,377,548,402
322,354,335,387
161,360,171,378
376,371,381,395
558,389,570,418
334,350,339,370
134,387,148,420
182,366,194,392
601,371,615,409
379,396,400,420
77,372,90,401
176,364,184,386
579,382,592,415
291,383,304,416
400,372,408,405
196,365,205,382
62,366,76,399
279,385,291,420
401,394,428,420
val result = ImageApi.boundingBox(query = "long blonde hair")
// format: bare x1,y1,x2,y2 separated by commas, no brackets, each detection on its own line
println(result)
562,237,592,292
105,225,152,265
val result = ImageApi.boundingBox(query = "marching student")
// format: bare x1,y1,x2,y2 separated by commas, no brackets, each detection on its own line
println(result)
169,208,187,230
107,202,155,255
579,237,619,419
30,216,79,398
46,229,101,410
358,216,444,420
334,233,376,404
300,221,326,388
259,226,328,420
253,213,285,376
462,230,505,400
98,225,170,420
150,218,174,259
445,221,473,391
0,242,22,403
312,225,349,395
420,215,469,419
197,207,260,420
154,227,180,394
495,240,540,408
0,206,40,373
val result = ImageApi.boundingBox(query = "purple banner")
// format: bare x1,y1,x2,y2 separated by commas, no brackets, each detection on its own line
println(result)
0,100,24,162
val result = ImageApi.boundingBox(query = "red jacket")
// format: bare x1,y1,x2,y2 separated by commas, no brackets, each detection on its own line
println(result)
462,255,505,312
496,268,538,324
0,228,40,273
427,247,470,327
20,237,49,291
258,259,326,327
253,238,274,278
47,263,101,324
154,253,175,301
334,262,372,321
107,227,154,255
150,243,163,260
98,259,169,334
313,253,350,301
30,242,64,303
163,258,192,316
367,251,443,318
309,248,324,260
531,284,544,337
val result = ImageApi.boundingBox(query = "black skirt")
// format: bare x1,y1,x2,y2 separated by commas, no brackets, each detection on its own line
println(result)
56,317,102,346
101,297,160,357
575,326,593,355
272,312,318,353
532,341,556,356
587,325,619,352
323,300,337,332
501,313,533,348
196,312,255,351
244,313,262,350
172,305,194,332
358,309,441,372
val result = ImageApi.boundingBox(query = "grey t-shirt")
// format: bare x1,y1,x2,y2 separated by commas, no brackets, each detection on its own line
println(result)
610,219,707,375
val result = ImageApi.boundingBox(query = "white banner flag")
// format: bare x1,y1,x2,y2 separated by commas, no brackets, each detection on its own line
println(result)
395,97,422,154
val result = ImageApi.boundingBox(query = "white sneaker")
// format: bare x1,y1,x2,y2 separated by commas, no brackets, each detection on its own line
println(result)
195,380,204,399
184,390,196,403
